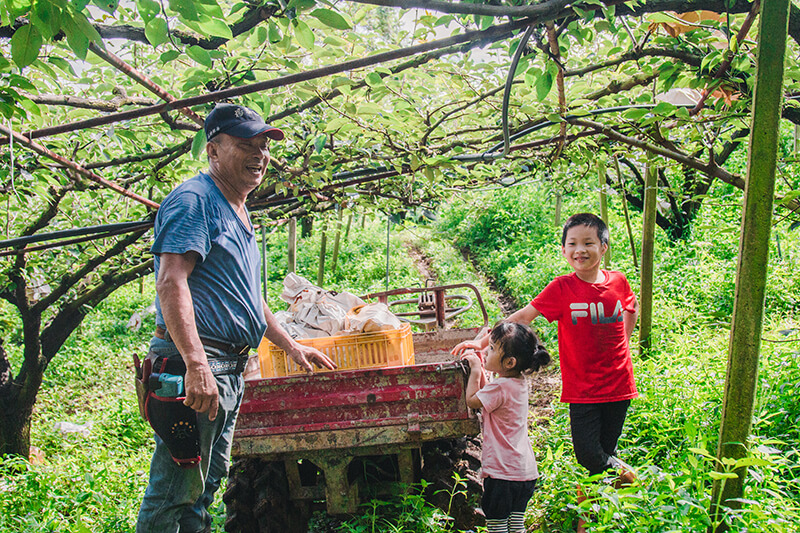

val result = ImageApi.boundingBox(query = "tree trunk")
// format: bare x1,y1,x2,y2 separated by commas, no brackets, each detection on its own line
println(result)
288,218,297,274
710,0,788,529
639,163,657,356
598,158,610,268
317,218,328,286
0,395,34,457
331,206,344,274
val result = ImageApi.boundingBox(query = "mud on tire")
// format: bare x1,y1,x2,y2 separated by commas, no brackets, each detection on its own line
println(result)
224,457,310,533
420,436,485,530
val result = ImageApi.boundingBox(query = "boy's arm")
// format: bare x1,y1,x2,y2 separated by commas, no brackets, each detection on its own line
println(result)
451,303,542,356
624,296,639,340
463,352,485,409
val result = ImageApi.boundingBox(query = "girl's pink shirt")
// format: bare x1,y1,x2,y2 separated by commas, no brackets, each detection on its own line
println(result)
475,375,538,481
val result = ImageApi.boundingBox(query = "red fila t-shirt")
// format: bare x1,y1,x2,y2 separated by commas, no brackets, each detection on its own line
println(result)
532,270,638,404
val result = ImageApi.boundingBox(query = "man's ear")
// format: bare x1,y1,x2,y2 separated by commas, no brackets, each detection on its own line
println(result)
206,139,218,160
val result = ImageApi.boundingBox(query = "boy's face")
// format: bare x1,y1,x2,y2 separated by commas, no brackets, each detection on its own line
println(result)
561,224,608,279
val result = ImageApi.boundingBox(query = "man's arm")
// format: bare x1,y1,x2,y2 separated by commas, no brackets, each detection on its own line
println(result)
157,252,220,421
624,296,639,340
262,299,336,372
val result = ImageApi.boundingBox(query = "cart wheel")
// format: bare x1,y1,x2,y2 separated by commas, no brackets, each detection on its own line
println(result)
420,437,485,530
224,457,310,533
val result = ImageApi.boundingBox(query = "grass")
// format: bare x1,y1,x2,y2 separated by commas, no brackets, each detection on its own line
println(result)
2,185,800,531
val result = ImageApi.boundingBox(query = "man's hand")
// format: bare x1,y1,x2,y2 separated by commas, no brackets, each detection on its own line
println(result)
287,344,337,373
183,363,219,421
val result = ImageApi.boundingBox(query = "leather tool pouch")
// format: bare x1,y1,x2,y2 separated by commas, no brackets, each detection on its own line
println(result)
133,353,151,420
140,355,202,468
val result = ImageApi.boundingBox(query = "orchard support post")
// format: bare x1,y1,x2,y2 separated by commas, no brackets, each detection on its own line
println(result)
331,205,344,273
288,218,297,274
709,0,788,530
613,154,639,269
317,217,328,286
638,163,657,356
598,158,610,268
554,193,562,227
261,226,268,301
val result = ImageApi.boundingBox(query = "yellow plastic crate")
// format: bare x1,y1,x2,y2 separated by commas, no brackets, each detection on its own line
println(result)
258,323,415,378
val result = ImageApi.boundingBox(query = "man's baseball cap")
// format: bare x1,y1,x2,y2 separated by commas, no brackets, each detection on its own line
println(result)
204,104,285,142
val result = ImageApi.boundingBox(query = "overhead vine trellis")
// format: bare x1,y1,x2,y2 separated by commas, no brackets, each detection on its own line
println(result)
0,4,799,528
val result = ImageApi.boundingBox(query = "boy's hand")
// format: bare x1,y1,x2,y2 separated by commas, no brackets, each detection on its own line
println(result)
451,340,482,357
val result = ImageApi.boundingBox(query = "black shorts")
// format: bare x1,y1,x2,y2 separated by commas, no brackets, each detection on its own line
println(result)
569,400,631,476
481,477,537,520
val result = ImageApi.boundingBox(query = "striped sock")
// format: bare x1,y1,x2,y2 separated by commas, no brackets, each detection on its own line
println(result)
486,518,509,533
508,511,526,533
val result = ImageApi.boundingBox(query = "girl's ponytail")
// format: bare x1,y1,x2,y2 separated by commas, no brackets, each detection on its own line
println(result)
490,320,550,375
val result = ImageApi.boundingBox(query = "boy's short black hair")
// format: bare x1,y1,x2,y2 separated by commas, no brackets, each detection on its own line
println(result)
561,213,609,246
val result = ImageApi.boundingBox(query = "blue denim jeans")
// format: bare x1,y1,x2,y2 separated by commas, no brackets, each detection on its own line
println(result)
136,337,245,533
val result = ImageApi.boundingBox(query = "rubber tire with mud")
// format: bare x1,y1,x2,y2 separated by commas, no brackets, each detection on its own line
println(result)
223,457,311,533
420,436,485,530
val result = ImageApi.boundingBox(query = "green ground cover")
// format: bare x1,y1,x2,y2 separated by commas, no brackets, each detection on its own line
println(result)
2,185,799,532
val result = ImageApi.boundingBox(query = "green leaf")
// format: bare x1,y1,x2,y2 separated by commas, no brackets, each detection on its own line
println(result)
323,117,350,132
30,0,62,39
623,107,650,120
169,0,198,21
11,24,43,68
365,72,383,88
145,17,170,47
535,71,553,101
293,20,314,49
268,21,282,43
313,134,327,154
357,103,381,116
191,129,207,159
160,49,180,63
186,44,212,68
195,0,224,19
195,15,232,39
136,0,160,23
8,74,36,91
4,0,33,19
708,471,738,480
91,0,118,14
310,8,351,30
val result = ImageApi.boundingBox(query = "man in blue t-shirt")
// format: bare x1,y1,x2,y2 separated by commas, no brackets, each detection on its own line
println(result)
137,104,335,533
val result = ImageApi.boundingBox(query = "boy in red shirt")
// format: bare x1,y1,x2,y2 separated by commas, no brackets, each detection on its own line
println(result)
453,213,638,531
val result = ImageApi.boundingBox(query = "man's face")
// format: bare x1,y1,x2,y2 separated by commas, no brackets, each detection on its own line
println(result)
207,132,272,193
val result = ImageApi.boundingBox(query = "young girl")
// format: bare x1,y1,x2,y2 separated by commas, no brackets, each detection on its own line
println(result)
461,321,551,533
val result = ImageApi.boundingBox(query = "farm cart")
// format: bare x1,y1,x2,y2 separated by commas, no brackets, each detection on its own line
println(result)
223,284,489,533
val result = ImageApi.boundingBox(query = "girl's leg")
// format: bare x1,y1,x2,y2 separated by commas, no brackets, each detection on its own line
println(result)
486,518,510,533
507,511,526,533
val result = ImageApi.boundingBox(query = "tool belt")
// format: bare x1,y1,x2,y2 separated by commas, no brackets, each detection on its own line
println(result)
154,326,251,358
132,329,250,468
134,353,201,468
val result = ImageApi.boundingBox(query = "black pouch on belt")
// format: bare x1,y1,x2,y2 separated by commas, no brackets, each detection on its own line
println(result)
143,356,201,468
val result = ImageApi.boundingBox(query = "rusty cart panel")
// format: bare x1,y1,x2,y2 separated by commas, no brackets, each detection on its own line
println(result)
232,361,479,456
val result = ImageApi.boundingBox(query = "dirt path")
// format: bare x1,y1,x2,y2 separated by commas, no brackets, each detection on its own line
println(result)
404,240,561,425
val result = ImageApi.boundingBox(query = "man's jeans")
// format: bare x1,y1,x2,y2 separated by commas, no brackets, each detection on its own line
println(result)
136,337,245,533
